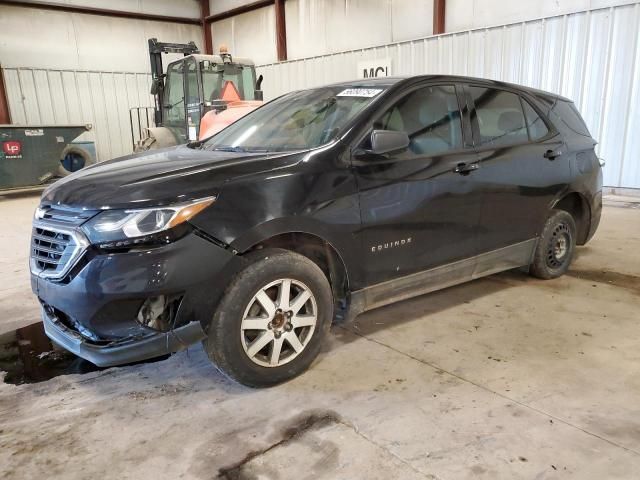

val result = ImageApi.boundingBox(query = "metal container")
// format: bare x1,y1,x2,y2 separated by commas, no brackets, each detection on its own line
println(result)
0,124,92,192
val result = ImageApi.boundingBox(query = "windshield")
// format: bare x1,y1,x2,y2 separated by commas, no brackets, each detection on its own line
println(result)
202,62,257,101
205,86,385,152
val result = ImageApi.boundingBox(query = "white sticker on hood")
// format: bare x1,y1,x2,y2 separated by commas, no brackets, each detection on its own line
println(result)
337,88,383,98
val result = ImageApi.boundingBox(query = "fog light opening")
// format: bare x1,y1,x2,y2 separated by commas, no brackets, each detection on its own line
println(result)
136,295,182,332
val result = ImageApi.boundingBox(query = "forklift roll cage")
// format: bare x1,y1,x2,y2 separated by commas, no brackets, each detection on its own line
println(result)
130,38,263,151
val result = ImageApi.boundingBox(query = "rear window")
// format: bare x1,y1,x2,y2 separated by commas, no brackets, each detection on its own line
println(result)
552,100,591,137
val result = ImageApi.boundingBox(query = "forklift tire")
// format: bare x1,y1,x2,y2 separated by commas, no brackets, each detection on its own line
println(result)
57,145,95,177
137,127,177,153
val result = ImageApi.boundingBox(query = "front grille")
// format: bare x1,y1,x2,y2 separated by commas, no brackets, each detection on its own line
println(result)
32,227,72,271
30,206,94,280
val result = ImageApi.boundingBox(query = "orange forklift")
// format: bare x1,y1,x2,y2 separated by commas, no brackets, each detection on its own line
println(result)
135,38,264,151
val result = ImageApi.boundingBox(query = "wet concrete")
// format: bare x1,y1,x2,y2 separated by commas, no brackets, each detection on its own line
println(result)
0,322,100,385
1,193,639,479
0,321,171,385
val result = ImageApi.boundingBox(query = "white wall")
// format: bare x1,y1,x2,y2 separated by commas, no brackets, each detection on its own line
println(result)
13,0,200,18
208,0,257,16
285,0,435,60
207,0,436,64
210,6,278,65
0,0,202,162
446,0,638,31
208,0,639,62
0,2,202,72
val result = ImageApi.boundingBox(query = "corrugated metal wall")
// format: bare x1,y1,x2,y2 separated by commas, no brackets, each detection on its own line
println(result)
258,2,640,188
2,68,154,161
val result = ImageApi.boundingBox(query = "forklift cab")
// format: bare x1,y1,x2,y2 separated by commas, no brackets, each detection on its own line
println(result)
160,54,261,143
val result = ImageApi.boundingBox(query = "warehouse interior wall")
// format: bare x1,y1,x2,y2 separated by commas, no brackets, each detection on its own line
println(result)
0,1,202,72
446,0,638,31
210,5,278,66
0,0,203,162
206,0,639,64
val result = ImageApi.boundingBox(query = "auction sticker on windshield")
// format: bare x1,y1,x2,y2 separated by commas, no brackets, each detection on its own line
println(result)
337,88,383,97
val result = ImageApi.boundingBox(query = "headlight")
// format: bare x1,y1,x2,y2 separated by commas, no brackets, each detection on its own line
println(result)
82,197,215,247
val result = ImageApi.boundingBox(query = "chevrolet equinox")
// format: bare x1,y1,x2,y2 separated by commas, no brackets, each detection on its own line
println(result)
30,76,602,387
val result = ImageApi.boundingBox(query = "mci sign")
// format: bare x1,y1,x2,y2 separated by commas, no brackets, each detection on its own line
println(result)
357,59,391,79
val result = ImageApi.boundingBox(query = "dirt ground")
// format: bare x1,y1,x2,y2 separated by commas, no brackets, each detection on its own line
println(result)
0,193,639,479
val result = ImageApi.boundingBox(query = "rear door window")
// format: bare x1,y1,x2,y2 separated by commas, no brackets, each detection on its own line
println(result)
469,86,528,147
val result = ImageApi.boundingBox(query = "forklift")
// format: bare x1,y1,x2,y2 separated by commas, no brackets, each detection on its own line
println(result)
134,38,264,151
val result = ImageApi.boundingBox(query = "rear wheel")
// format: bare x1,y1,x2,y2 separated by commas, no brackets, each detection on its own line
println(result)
530,209,577,279
204,249,333,387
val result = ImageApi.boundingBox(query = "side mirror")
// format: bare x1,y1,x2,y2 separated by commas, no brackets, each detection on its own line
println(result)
370,129,410,155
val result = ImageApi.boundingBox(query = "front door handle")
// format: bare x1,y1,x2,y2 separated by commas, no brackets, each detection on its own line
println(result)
454,162,479,175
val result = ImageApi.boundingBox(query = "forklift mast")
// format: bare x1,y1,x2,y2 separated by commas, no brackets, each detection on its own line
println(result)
148,38,199,127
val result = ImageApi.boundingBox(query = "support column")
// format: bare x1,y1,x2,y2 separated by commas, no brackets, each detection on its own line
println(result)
0,66,11,124
275,0,287,61
433,0,446,35
200,0,213,54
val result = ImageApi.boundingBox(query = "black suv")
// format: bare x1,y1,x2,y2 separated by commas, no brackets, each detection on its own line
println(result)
30,76,602,387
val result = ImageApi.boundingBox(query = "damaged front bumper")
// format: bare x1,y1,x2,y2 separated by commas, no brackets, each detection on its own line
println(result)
32,230,242,367
42,306,206,367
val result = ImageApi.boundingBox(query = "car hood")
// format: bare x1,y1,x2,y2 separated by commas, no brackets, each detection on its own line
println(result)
41,145,306,210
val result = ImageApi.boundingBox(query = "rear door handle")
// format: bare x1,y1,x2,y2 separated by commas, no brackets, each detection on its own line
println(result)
454,162,479,175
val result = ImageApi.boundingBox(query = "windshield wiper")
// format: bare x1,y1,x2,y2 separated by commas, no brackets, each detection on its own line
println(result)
210,146,268,153
211,146,246,152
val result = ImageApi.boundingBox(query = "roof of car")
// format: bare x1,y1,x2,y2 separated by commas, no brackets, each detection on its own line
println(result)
329,75,570,102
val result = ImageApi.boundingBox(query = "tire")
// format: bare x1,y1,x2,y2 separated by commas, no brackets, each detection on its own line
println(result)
57,145,95,177
530,209,577,279
204,248,333,388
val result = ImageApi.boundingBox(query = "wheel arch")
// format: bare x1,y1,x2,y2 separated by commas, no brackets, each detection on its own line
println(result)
240,231,351,321
551,191,591,245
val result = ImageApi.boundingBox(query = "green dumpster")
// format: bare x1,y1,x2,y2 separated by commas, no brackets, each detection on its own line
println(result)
0,124,93,193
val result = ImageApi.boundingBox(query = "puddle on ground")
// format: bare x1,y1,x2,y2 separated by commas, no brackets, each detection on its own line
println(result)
0,322,102,385
0,322,172,385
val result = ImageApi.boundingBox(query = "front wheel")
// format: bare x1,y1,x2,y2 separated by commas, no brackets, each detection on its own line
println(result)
204,249,333,387
530,209,577,279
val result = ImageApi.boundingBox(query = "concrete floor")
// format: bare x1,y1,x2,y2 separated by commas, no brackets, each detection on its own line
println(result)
0,192,639,479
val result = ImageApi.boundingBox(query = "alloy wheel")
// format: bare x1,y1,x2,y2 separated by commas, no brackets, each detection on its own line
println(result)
240,278,318,367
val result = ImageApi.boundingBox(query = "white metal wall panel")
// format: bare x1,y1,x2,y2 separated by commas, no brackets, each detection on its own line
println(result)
3,67,154,162
0,5,202,72
284,0,436,61
14,0,200,17
211,6,278,66
445,0,638,32
257,2,640,188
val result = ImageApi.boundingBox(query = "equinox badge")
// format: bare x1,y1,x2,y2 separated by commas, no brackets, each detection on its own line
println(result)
371,237,412,253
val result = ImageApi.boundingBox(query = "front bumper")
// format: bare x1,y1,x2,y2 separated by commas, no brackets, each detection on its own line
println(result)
32,231,242,366
42,306,206,367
